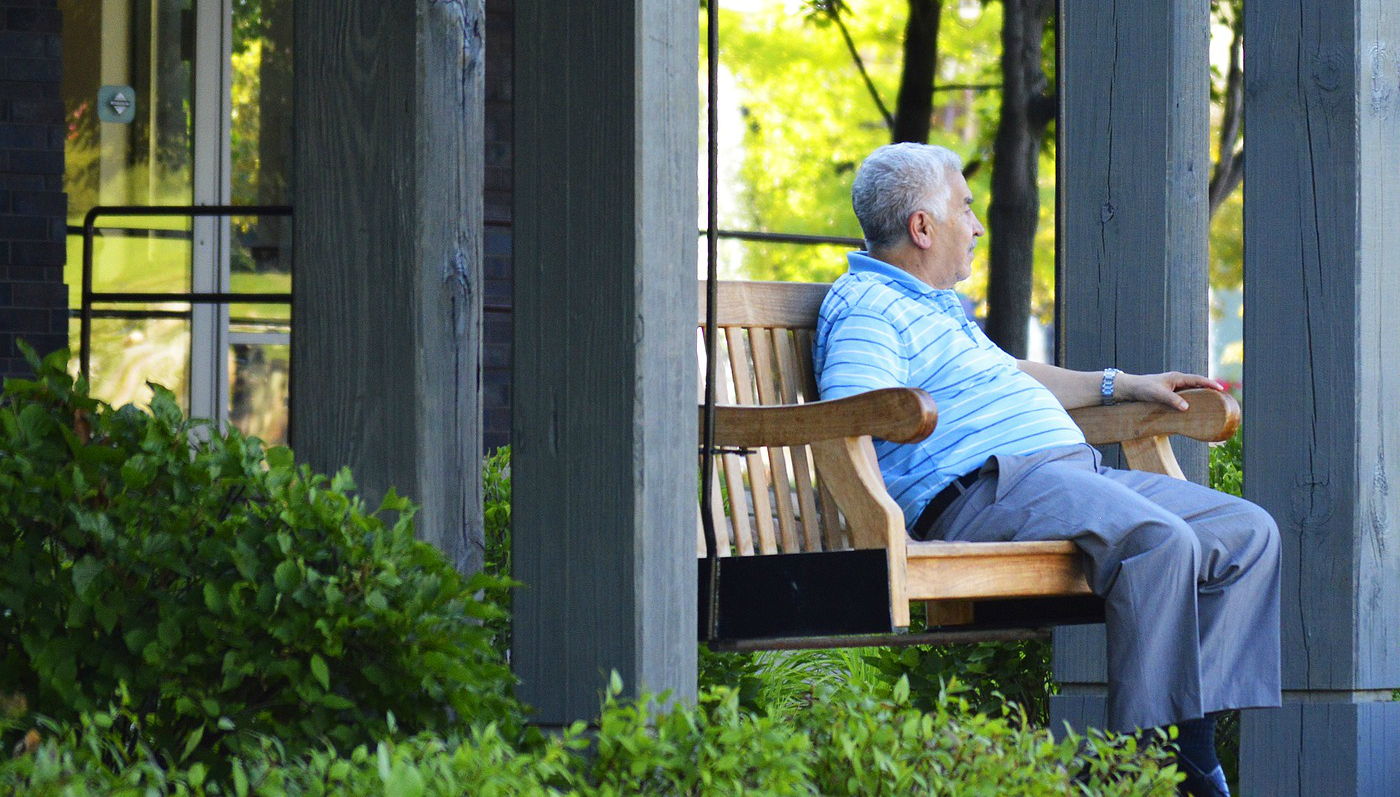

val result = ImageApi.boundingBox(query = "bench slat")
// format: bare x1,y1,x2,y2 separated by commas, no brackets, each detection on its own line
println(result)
795,327,848,549
699,280,830,328
698,459,731,557
725,327,778,554
714,355,756,555
905,540,1092,600
749,326,801,552
774,328,824,551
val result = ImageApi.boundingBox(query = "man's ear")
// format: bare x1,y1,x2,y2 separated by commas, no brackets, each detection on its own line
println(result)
907,210,934,250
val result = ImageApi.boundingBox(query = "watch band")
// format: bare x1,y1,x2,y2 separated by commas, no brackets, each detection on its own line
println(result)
1101,367,1122,405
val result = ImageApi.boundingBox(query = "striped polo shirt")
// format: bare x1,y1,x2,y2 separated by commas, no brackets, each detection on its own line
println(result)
813,252,1085,530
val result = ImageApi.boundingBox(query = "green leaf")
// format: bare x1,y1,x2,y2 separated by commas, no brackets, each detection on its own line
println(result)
204,582,226,613
232,760,250,797
17,403,48,442
266,445,294,469
120,454,156,489
274,559,300,592
311,653,330,690
383,763,426,797
893,675,910,705
180,724,206,762
71,556,103,599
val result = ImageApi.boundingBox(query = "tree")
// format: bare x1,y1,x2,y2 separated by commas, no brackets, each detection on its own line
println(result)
892,0,944,144
1207,0,1244,219
983,0,1055,357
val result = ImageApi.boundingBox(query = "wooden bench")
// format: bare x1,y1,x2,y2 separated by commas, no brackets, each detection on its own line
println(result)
697,280,1240,647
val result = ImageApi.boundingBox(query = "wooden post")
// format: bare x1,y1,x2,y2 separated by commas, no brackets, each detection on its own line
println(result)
512,0,698,725
1239,0,1400,792
291,1,486,575
1052,0,1210,732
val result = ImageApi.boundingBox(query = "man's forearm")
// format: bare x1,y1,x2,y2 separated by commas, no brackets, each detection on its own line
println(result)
1016,360,1104,409
1018,361,1224,411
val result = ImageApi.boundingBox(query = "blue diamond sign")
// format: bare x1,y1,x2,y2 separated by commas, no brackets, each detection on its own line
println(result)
97,85,137,124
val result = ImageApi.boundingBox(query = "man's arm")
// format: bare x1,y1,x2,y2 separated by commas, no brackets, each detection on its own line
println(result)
1016,360,1224,411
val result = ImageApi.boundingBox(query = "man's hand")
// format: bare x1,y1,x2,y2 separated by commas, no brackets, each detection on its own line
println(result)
1116,371,1226,411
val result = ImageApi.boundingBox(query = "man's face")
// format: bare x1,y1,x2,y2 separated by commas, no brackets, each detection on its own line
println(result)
922,169,985,289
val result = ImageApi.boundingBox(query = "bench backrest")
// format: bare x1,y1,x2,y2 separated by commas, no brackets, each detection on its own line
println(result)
697,280,857,557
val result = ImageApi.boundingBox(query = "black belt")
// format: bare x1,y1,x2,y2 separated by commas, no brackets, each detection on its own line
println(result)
911,469,983,540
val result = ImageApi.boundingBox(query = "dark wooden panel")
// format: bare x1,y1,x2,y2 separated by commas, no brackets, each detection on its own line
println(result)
292,2,485,574
513,0,697,725
1048,688,1107,739
1054,0,1210,699
1241,0,1400,791
1243,0,1400,694
1242,702,1400,796
1057,0,1209,484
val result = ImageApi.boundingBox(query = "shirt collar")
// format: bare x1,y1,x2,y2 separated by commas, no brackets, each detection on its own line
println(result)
846,251,943,299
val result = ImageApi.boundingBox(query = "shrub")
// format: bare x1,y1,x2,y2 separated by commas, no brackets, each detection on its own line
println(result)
0,345,519,768
482,446,513,661
1,678,1179,796
1209,427,1243,498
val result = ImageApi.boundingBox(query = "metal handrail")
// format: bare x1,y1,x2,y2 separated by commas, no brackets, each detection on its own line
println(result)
79,204,294,380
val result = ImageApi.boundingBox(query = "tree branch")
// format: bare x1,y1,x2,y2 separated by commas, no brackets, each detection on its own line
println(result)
1208,4,1244,219
1209,149,1244,217
822,5,895,130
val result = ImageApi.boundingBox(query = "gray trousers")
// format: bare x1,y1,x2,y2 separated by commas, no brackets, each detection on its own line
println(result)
928,443,1281,732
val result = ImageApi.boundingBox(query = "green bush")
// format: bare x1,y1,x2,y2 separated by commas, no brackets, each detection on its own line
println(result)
0,345,519,768
1,678,1179,796
1209,428,1243,498
482,446,513,661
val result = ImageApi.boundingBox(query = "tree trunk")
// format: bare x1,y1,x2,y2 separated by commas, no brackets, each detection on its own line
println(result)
891,0,942,144
1207,5,1243,219
984,0,1054,358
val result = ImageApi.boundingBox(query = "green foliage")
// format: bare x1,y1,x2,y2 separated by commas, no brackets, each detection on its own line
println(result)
0,344,519,769
1,679,1179,796
702,634,1053,734
710,2,1063,316
699,644,891,716
1208,427,1243,498
866,637,1055,725
482,446,514,661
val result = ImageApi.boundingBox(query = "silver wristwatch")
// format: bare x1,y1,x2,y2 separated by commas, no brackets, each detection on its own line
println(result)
1101,367,1122,405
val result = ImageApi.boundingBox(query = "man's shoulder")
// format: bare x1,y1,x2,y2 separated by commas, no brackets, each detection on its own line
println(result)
820,272,912,322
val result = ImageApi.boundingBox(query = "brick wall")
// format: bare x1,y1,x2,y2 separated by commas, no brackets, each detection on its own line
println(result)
0,0,68,380
483,0,512,452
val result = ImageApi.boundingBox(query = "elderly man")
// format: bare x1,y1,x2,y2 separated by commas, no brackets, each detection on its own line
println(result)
814,143,1280,797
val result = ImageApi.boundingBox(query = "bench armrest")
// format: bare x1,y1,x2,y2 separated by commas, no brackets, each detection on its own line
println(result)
698,387,938,448
1067,388,1240,446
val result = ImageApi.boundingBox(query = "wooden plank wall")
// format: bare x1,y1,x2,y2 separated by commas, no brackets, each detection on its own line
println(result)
1239,0,1400,792
1052,0,1210,732
291,1,486,575
512,0,698,725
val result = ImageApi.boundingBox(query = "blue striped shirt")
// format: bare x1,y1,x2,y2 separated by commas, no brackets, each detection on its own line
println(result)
814,252,1086,530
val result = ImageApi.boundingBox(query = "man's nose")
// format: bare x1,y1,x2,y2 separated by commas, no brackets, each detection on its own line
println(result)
973,215,986,236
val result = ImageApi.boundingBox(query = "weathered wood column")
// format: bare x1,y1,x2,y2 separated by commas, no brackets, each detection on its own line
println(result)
292,2,486,575
1239,1,1400,792
1053,0,1210,731
512,1,697,724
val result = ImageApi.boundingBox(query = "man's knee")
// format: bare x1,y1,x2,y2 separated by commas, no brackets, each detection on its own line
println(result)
1118,515,1200,565
1223,496,1280,562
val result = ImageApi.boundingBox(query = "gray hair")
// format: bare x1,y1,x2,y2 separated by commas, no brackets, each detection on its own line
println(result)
851,143,964,249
